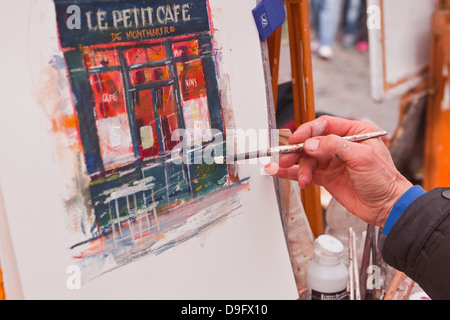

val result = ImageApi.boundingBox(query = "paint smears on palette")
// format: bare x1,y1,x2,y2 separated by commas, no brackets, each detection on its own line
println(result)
51,0,249,282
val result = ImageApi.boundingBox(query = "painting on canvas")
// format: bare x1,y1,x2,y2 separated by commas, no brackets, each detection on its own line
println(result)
51,0,250,282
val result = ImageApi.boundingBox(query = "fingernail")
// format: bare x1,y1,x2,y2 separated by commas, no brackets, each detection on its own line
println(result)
264,163,279,176
305,139,319,151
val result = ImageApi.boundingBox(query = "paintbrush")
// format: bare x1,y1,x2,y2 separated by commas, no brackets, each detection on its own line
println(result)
214,131,387,164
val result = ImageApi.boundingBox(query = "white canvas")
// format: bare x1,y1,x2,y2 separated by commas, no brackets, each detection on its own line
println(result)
0,0,297,300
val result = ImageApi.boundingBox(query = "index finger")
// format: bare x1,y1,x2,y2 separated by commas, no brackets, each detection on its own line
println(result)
289,115,378,144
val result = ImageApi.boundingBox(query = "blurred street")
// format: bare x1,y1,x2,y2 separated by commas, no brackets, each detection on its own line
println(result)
311,43,400,134
277,31,401,136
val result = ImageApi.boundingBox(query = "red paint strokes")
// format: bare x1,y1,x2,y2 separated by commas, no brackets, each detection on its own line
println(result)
84,49,121,69
173,39,200,58
129,66,171,86
134,85,183,156
124,44,167,66
90,71,135,168
155,86,180,152
176,59,207,101
187,212,198,219
133,230,153,241
135,89,161,158
90,71,127,119
205,0,218,46
73,237,106,259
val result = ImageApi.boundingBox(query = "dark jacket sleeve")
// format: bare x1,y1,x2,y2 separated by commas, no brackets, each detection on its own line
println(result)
382,188,450,300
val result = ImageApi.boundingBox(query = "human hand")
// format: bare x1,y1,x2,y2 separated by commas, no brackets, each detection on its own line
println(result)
265,116,413,227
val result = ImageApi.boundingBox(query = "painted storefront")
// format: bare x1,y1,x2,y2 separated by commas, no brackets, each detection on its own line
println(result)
54,0,232,240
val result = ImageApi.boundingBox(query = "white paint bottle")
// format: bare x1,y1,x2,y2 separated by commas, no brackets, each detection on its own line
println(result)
306,234,349,300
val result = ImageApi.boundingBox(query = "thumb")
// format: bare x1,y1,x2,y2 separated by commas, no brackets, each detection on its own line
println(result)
303,135,363,164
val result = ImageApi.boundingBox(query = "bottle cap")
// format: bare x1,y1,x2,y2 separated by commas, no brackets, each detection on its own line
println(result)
317,234,344,254
314,235,344,265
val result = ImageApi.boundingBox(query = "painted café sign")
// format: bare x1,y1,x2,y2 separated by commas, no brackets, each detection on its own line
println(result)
55,0,210,47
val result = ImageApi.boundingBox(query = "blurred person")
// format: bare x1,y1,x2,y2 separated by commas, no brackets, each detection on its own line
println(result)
342,0,363,48
311,0,343,59
342,0,369,52
354,0,369,52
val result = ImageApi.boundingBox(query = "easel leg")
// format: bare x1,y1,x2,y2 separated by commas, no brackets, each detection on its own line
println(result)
268,0,323,238
267,26,283,106
286,0,323,237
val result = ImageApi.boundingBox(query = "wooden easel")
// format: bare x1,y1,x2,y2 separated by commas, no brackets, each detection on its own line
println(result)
423,0,450,191
267,0,323,238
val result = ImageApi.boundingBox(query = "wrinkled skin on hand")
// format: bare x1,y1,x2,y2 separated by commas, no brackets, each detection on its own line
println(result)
265,116,413,227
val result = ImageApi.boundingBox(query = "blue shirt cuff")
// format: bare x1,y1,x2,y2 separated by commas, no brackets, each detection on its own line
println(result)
382,185,427,236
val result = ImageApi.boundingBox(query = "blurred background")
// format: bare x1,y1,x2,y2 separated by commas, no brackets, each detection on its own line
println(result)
276,0,399,136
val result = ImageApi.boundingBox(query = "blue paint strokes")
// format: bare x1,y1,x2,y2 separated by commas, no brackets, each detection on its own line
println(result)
74,179,249,283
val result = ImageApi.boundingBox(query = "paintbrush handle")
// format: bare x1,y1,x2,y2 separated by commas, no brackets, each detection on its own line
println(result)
341,131,388,143
232,131,388,161
277,130,388,155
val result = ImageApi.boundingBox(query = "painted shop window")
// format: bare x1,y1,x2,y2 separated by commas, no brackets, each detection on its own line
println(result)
124,44,167,65
129,66,171,86
176,58,212,145
134,89,161,158
173,39,200,58
89,71,135,168
84,49,121,69
134,86,181,158
155,86,180,152
81,36,214,167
